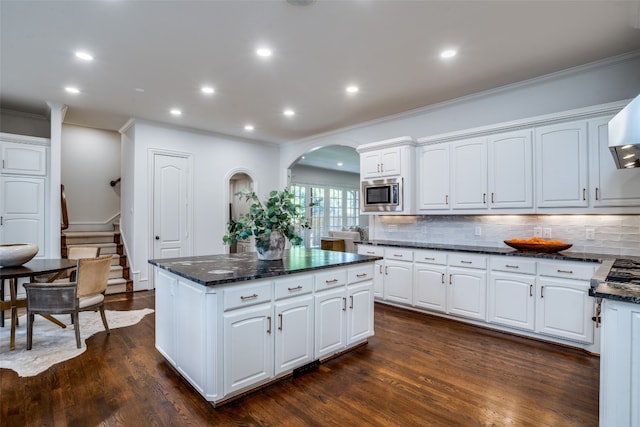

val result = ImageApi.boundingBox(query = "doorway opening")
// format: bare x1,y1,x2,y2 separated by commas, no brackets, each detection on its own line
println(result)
228,172,254,253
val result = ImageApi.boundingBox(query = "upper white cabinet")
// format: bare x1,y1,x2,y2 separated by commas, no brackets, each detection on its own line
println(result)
535,120,589,208
418,144,450,210
361,147,402,178
1,141,47,176
589,116,640,208
451,137,488,210
487,129,533,209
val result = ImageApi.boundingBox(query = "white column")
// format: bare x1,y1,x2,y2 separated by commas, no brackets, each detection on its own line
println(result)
46,102,67,258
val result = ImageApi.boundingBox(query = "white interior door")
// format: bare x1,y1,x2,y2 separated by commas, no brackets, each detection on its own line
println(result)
153,153,190,260
0,176,45,256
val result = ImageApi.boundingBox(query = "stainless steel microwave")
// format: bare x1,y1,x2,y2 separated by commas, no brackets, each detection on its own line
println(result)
361,178,402,212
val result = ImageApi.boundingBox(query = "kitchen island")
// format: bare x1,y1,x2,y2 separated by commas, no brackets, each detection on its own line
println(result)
149,248,381,406
590,258,640,427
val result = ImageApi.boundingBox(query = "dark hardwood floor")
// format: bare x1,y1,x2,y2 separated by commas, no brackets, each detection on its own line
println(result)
1,291,599,426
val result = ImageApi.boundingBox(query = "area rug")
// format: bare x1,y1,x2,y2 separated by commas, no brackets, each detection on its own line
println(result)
0,308,154,377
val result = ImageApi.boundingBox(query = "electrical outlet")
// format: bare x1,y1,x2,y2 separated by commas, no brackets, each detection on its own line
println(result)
533,227,542,237
586,229,596,240
543,228,552,238
475,226,482,236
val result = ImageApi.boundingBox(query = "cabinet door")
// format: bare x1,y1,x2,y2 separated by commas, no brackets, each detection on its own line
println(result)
379,148,401,177
361,152,382,178
488,130,533,209
315,287,347,359
413,263,447,312
223,304,274,394
589,116,640,207
0,176,45,255
418,145,450,210
175,279,207,392
488,272,535,331
447,267,487,321
535,277,593,343
535,121,588,208
1,142,47,175
383,260,413,305
154,269,178,365
274,296,314,376
373,260,384,299
347,282,374,345
451,137,488,209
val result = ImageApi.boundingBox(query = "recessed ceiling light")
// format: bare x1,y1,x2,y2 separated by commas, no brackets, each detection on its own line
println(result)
201,86,215,94
75,51,93,61
256,48,272,57
440,49,457,59
337,162,344,167
170,109,182,116
65,86,80,94
346,85,359,94
244,124,254,131
135,88,145,93
283,109,295,117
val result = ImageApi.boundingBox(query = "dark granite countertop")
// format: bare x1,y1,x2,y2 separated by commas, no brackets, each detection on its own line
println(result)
148,248,382,286
357,239,640,304
356,239,608,263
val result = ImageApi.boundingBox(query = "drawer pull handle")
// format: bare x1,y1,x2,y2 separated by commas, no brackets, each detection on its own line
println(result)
287,285,303,291
342,297,347,311
267,316,272,334
278,313,283,331
356,273,368,278
449,274,453,285
349,295,354,309
540,286,544,298
240,293,258,301
529,284,533,297
557,269,573,274
424,257,435,261
441,273,445,284
325,278,338,284
366,251,375,255
393,254,404,258
505,264,520,269
460,260,473,264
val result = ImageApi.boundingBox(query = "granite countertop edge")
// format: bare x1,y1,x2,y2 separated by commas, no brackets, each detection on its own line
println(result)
149,249,383,287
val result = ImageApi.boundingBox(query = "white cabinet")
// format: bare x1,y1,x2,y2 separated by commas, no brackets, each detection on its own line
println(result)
487,129,533,209
535,120,589,208
418,144,450,210
1,141,47,175
361,147,402,178
382,248,413,305
314,287,347,359
413,250,448,312
451,137,488,210
357,245,384,299
447,254,487,321
347,281,374,345
599,299,640,427
0,136,49,256
488,257,536,331
535,261,596,343
589,116,640,208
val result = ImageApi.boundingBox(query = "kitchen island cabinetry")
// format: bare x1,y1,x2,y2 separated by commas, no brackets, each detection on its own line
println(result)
151,250,379,406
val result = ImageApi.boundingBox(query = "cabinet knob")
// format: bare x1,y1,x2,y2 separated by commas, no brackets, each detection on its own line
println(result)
155,236,160,240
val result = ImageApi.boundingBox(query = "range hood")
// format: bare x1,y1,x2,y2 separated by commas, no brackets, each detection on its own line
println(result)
609,94,640,169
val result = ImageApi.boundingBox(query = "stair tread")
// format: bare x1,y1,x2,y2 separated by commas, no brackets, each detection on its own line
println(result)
63,231,119,237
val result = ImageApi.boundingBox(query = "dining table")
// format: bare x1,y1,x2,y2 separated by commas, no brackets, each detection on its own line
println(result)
1,258,77,350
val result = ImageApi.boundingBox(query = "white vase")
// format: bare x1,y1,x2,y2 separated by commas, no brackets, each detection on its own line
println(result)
256,231,285,261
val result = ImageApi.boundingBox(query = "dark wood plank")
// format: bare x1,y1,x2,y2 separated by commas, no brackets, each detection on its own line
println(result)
1,292,599,426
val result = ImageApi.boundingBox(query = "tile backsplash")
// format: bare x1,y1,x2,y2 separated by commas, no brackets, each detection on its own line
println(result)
373,214,640,257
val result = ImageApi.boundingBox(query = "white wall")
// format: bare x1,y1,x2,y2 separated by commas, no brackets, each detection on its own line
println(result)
290,164,359,188
0,109,50,138
123,120,280,290
61,124,121,231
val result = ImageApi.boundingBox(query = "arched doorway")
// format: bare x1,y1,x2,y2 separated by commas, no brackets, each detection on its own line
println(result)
228,172,254,253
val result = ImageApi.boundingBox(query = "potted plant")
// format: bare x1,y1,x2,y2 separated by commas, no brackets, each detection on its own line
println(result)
223,188,311,260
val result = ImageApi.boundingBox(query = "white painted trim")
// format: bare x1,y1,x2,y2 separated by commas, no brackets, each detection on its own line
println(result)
119,118,135,134
417,100,629,145
356,136,417,153
0,132,50,146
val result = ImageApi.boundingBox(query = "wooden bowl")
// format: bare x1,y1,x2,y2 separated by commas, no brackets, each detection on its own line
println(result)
0,243,39,267
504,240,572,253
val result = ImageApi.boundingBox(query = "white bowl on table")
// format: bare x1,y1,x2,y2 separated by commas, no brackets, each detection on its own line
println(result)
0,243,39,267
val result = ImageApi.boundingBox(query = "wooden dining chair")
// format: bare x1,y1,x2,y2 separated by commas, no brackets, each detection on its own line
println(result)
23,254,112,350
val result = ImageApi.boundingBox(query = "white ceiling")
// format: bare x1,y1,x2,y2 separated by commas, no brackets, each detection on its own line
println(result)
2,0,640,154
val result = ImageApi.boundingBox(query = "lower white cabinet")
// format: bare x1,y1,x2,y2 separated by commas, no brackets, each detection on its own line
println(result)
535,261,597,344
488,257,536,331
599,299,640,427
413,250,448,312
383,248,414,305
154,262,375,405
447,254,487,321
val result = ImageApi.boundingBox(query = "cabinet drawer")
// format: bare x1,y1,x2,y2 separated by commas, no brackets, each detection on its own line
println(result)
490,256,536,275
538,261,598,280
274,274,313,300
315,268,347,291
384,248,414,262
223,280,272,311
448,253,487,269
414,250,447,265
357,245,384,257
348,264,374,284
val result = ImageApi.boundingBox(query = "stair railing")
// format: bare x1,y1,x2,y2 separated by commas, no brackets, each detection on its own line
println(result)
61,184,69,230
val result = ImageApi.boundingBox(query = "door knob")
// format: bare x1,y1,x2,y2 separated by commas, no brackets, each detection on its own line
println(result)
155,236,160,240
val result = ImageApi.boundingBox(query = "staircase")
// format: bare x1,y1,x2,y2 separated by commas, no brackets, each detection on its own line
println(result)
61,225,132,294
